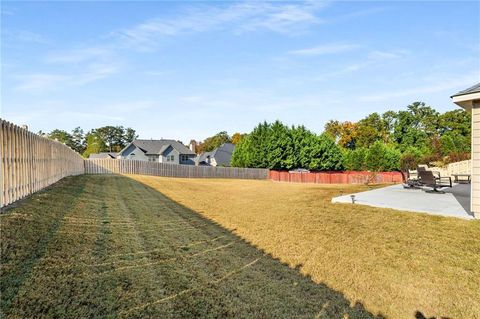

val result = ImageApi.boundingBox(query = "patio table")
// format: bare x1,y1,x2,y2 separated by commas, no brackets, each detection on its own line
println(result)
452,174,471,184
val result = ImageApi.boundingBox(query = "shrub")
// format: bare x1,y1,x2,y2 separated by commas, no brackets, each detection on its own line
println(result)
343,148,367,171
384,146,401,171
400,153,418,172
364,141,400,172
444,152,471,164
303,134,344,171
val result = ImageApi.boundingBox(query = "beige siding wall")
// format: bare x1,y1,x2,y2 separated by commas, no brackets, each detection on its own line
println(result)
472,103,480,214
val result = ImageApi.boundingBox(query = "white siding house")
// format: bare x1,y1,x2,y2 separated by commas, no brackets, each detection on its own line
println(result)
118,139,196,165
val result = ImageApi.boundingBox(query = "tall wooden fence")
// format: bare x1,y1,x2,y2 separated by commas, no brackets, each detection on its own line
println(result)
85,158,269,180
1,119,85,208
269,170,403,184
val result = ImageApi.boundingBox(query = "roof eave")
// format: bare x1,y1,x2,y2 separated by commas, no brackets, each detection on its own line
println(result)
118,141,135,155
452,92,480,111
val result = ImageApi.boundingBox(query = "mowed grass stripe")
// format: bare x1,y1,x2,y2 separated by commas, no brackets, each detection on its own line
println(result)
6,176,120,317
0,176,88,316
1,175,381,318
108,177,241,315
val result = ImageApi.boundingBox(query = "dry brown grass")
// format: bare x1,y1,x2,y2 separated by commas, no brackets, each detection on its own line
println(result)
131,175,480,319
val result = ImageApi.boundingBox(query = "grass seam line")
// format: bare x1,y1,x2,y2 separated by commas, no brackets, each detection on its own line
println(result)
109,242,235,272
34,241,235,271
118,256,263,316
109,235,227,257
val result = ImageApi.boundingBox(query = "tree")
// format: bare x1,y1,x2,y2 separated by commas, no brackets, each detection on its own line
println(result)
283,125,311,169
83,132,107,158
265,121,292,169
199,131,231,153
364,141,400,172
231,132,245,145
382,110,397,135
93,126,137,152
324,120,357,149
356,112,391,147
71,127,85,154
303,134,344,171
95,126,125,152
48,130,75,149
231,134,251,167
439,109,471,136
440,131,470,156
124,128,138,144
343,148,367,171
231,121,344,171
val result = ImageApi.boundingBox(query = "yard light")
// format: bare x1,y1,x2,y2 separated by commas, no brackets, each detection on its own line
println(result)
350,195,356,204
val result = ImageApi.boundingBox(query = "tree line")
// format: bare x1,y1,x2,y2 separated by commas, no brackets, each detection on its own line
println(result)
191,131,245,153
42,101,470,171
40,126,138,158
42,126,245,158
232,102,471,171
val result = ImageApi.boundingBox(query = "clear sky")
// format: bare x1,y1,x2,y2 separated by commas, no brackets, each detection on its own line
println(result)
1,1,479,143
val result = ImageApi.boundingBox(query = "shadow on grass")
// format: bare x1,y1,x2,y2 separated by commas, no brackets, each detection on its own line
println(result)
1,175,387,318
130,176,386,318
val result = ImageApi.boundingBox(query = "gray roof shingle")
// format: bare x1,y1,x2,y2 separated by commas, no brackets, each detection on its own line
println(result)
451,83,480,98
89,152,117,159
196,143,235,166
129,139,195,155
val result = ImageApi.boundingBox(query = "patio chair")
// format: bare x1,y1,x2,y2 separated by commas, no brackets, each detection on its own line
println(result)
417,165,440,179
402,170,422,189
418,170,452,194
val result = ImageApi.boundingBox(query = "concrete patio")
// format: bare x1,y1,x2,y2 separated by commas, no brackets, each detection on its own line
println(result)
332,184,474,220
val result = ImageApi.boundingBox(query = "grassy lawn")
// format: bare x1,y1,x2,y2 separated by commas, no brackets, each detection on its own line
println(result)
1,175,381,319
129,175,480,319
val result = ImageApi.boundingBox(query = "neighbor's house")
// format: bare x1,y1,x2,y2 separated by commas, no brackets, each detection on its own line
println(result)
88,152,117,159
195,143,235,167
118,139,196,165
452,83,480,216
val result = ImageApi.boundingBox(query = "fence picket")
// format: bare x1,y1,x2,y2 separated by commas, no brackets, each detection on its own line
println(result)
85,158,269,180
0,119,85,208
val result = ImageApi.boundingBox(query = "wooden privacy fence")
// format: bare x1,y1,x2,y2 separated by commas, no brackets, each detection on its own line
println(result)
269,170,403,184
1,119,85,208
86,158,269,180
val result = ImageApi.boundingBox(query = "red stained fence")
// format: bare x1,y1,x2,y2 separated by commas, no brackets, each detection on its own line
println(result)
269,170,403,184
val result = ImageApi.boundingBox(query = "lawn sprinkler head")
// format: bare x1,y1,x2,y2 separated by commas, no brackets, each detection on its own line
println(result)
350,195,356,204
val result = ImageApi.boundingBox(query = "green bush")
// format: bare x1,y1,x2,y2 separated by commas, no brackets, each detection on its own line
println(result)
303,134,344,171
343,148,367,171
364,141,400,172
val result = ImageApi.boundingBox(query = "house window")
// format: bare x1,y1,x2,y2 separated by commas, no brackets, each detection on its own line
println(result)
180,155,188,162
148,156,157,162
167,155,174,162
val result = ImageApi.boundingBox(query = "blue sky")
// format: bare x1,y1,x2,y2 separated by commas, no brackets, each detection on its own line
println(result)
1,1,479,143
